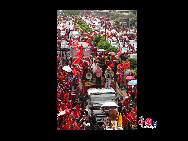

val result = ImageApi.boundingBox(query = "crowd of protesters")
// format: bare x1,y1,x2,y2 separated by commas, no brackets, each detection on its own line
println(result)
57,14,137,130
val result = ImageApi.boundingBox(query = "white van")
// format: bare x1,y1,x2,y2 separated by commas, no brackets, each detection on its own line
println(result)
86,88,116,125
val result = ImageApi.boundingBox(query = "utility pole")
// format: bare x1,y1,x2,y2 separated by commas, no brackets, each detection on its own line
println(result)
105,17,106,42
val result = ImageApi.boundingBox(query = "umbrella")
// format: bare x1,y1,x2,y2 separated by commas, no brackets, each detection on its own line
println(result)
127,80,137,86
124,71,131,75
129,70,134,73
107,38,112,42
98,49,106,52
108,52,116,56
127,31,135,35
74,35,79,38
126,76,135,80
111,29,116,33
63,66,72,72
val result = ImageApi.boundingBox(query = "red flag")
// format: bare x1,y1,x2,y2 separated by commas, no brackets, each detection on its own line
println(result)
74,46,80,51
127,61,130,68
75,52,81,57
73,66,78,77
123,61,130,69
72,57,81,66
80,45,83,58
116,48,122,57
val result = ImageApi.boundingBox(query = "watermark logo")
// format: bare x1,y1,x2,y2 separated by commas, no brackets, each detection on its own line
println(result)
138,116,157,129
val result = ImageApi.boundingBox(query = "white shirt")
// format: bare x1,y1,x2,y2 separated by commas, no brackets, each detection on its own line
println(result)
91,63,97,73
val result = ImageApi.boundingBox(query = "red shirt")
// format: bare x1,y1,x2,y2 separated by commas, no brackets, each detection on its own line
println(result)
122,100,130,106
76,104,81,111
59,75,64,82
117,75,122,82
62,124,67,130
122,115,128,127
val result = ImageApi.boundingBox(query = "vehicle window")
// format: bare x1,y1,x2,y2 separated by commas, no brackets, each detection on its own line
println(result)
90,94,115,101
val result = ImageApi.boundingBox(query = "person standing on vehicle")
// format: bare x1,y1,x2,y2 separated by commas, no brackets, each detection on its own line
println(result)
91,61,97,78
95,63,102,89
104,66,113,89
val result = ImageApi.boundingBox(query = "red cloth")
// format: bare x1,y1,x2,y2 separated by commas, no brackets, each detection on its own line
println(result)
74,46,80,51
72,57,81,66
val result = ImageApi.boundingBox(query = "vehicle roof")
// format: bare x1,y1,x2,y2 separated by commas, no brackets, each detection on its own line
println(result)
72,31,79,34
87,88,115,95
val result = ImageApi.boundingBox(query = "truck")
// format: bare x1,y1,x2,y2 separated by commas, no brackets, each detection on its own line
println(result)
86,88,116,125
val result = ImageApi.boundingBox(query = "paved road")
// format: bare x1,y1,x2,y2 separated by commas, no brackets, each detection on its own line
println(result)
61,20,91,58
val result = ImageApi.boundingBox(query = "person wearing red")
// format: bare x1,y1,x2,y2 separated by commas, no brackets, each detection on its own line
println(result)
127,111,133,130
117,73,122,89
122,115,128,130
62,121,68,130
59,74,64,83
75,102,81,111
122,98,130,107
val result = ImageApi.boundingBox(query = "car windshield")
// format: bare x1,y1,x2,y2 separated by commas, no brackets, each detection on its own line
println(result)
90,94,115,101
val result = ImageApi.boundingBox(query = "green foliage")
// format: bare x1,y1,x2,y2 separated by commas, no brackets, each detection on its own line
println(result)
132,67,137,78
98,40,112,50
77,19,93,33
93,34,105,44
130,16,137,27
105,46,119,54
77,19,84,25
114,20,121,28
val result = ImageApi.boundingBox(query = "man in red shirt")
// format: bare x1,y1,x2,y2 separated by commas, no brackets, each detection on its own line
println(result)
122,115,128,130
122,98,130,108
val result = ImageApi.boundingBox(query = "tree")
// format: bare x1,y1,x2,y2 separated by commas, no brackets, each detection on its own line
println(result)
105,46,119,54
130,16,137,27
93,34,105,44
114,20,121,29
132,67,137,79
98,40,112,50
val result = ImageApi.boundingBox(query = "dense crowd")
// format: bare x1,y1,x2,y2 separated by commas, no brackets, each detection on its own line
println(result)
57,14,137,130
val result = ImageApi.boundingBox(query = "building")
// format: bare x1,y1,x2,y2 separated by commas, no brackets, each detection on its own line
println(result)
119,17,130,28
116,10,130,15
